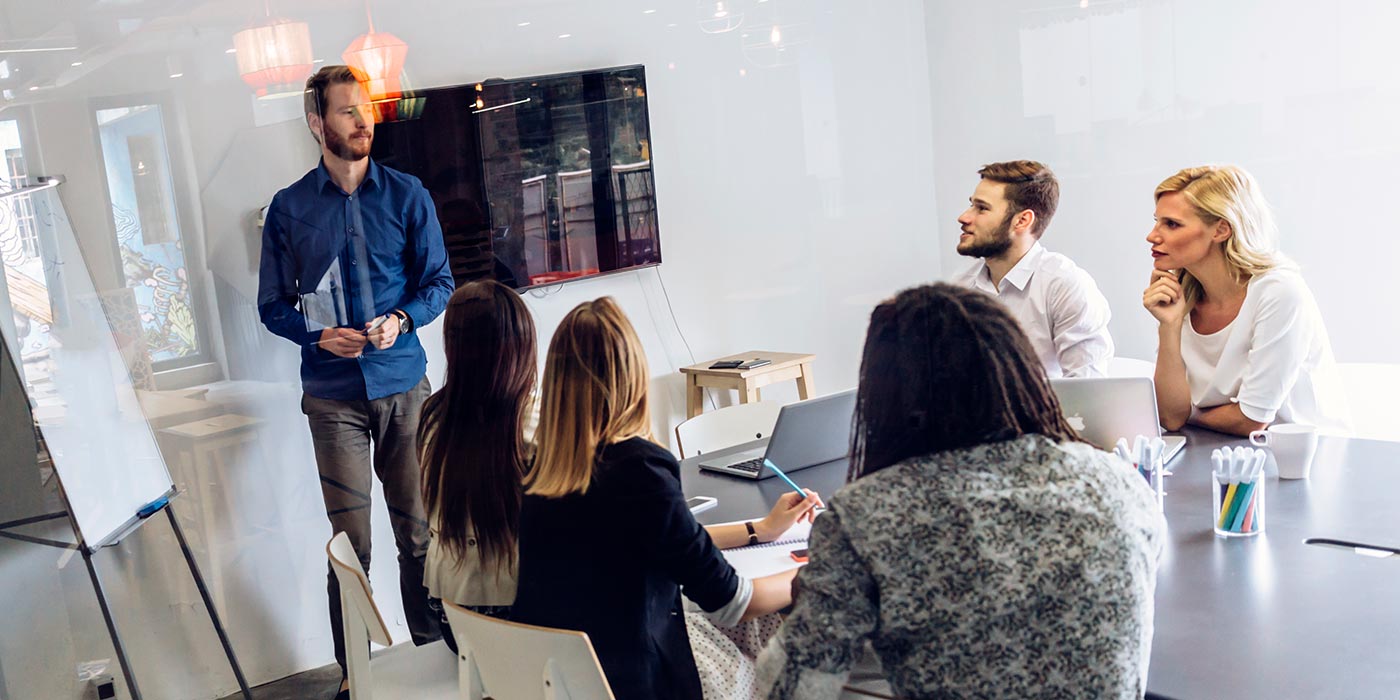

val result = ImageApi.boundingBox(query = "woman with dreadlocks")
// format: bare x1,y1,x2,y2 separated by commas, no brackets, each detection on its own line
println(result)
756,283,1166,700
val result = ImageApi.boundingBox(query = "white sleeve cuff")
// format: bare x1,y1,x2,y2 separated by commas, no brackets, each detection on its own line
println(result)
704,576,753,628
1238,400,1278,424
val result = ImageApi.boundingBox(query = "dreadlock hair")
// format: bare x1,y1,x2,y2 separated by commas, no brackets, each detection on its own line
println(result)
849,283,1084,481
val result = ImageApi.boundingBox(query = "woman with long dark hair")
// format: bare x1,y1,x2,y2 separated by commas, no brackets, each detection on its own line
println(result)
418,279,537,646
758,283,1166,699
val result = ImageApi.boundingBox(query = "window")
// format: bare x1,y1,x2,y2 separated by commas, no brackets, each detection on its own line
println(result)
94,102,207,368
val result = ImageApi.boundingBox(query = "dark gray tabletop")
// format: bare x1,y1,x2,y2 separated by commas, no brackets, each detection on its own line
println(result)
679,428,1400,700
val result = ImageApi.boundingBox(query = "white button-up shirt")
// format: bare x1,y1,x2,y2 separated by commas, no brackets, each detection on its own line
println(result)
951,242,1114,378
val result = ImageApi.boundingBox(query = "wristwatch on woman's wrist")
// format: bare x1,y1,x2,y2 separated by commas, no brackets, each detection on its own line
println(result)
744,521,759,546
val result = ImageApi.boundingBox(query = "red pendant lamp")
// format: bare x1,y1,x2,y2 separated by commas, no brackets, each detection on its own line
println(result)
233,3,313,99
342,1,408,101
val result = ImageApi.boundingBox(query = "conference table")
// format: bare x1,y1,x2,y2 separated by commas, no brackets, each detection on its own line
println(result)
681,426,1400,699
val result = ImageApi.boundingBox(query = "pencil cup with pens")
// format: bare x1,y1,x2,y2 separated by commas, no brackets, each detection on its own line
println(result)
1115,436,1166,510
1212,447,1266,538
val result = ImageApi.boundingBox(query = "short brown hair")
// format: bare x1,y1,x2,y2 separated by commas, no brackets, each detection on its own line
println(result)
304,65,361,119
978,160,1059,238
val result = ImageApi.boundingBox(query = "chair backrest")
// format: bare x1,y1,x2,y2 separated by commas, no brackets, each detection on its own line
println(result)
1337,362,1400,441
674,401,784,458
1107,357,1155,379
327,532,393,647
443,601,615,700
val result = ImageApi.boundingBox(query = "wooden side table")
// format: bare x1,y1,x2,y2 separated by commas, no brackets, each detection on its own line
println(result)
679,351,815,419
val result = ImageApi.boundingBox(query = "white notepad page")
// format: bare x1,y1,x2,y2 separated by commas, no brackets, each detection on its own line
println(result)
719,519,812,579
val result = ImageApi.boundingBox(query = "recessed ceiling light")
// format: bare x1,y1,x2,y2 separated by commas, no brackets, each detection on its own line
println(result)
312,59,325,63
71,61,82,67
667,23,677,27
643,9,656,13
517,21,531,27
169,72,183,78
558,33,572,39
28,85,38,91
225,48,237,54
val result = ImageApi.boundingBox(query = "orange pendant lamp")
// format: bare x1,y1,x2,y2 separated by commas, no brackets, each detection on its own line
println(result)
342,2,408,101
233,11,314,99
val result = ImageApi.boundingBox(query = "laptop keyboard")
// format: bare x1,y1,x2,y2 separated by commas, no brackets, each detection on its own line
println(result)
727,457,764,474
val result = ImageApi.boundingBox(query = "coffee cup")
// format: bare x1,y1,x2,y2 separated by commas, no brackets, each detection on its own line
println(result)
1248,423,1318,480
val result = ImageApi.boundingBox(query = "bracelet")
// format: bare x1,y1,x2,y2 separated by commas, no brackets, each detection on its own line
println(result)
744,521,759,546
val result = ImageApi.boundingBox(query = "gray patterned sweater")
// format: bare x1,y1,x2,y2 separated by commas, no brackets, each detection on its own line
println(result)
757,434,1166,699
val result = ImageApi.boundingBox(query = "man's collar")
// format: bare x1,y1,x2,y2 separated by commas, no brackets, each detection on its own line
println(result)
315,157,379,194
996,241,1044,291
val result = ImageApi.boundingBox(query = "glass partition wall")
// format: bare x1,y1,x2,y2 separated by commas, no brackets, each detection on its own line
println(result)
0,1,939,698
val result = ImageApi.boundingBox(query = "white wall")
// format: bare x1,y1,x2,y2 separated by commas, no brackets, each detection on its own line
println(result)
924,0,1400,365
0,1,939,698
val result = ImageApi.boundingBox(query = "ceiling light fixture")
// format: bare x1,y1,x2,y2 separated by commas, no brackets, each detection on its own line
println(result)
343,0,409,102
0,46,78,55
698,0,744,33
233,3,314,99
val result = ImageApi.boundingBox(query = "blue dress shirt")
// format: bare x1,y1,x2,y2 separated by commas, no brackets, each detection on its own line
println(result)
258,159,454,401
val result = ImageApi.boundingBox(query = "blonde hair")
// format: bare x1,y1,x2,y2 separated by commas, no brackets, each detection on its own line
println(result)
526,297,654,497
1154,165,1291,305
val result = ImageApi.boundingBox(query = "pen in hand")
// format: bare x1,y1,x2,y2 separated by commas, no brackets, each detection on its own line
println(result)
763,459,824,510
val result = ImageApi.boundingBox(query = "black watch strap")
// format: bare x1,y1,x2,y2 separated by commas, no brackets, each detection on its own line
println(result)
744,521,759,546
394,309,412,334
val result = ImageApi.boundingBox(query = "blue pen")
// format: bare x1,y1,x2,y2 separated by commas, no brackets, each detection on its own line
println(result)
763,459,809,500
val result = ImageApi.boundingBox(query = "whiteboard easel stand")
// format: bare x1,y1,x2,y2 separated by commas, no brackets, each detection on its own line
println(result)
0,480,253,700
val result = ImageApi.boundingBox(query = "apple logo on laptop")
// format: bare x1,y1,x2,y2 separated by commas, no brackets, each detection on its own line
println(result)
1066,413,1086,431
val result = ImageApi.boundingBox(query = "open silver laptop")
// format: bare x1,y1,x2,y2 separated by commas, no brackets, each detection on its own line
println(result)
1050,377,1186,464
698,389,857,479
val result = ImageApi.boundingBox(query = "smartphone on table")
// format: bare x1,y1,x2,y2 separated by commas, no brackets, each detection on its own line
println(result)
686,496,717,515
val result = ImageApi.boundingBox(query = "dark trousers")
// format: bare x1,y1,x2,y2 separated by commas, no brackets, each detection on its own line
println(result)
302,376,439,677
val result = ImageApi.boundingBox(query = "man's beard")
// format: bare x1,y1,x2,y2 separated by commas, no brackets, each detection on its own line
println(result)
956,212,1015,259
324,127,371,161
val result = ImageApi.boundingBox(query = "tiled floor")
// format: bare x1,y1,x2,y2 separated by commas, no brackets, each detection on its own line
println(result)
217,662,341,700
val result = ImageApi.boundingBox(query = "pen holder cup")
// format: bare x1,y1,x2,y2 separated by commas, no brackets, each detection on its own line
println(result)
1212,472,1265,538
1141,456,1165,510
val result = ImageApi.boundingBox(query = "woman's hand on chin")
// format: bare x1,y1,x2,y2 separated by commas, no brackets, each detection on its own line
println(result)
1143,269,1188,326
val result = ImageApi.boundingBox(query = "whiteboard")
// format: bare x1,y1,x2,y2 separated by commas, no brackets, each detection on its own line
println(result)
0,185,173,548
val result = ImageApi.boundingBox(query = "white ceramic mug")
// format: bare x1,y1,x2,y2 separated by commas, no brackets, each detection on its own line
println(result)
1248,423,1319,479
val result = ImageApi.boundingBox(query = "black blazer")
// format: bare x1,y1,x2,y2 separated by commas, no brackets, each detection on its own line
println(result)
512,437,740,700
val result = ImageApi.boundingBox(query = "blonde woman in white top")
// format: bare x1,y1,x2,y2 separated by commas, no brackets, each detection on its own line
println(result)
1142,165,1348,436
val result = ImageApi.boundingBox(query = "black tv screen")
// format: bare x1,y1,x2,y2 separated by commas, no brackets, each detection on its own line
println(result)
371,64,662,290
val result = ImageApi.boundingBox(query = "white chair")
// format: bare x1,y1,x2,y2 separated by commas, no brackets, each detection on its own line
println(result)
443,600,615,700
326,532,458,700
1108,357,1156,379
674,400,784,458
1337,362,1400,442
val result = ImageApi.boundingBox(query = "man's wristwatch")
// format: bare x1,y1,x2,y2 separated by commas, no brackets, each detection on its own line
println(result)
392,309,412,334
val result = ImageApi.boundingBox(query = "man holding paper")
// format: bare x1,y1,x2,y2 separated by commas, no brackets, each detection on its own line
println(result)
257,65,454,699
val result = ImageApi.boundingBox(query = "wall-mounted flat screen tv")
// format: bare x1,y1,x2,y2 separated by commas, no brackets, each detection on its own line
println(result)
371,64,662,290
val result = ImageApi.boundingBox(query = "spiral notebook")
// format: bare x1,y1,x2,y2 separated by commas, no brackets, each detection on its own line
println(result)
720,520,811,578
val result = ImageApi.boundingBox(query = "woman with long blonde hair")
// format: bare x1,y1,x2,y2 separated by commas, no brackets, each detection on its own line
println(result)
1142,165,1347,436
512,297,819,700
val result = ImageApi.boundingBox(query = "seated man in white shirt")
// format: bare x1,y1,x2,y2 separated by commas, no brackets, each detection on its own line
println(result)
951,160,1114,378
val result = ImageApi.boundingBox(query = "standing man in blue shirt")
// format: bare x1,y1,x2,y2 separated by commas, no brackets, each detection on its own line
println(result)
257,65,454,699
